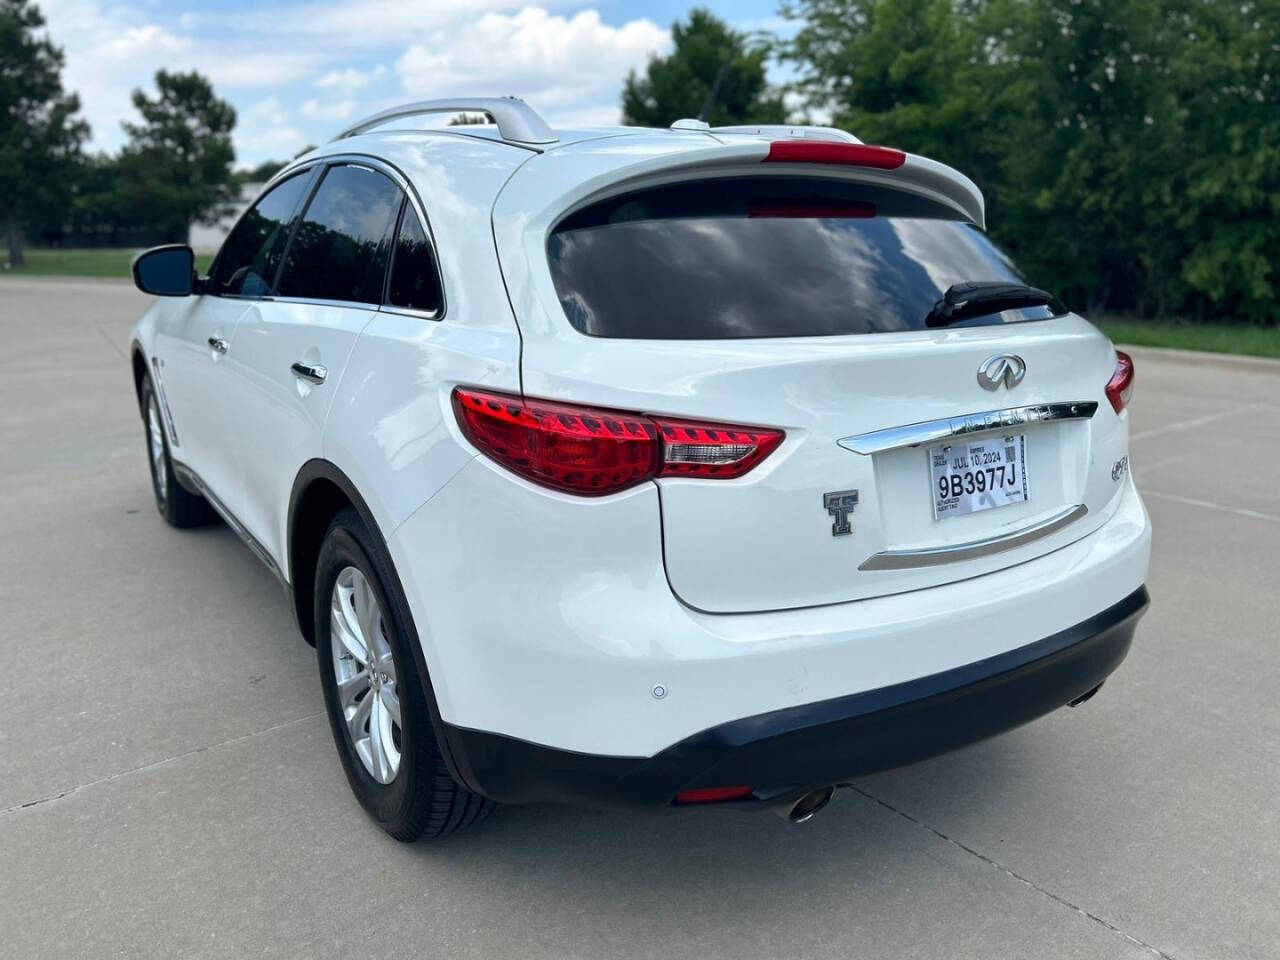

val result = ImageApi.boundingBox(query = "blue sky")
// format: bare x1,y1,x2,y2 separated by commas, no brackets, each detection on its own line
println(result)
39,0,798,167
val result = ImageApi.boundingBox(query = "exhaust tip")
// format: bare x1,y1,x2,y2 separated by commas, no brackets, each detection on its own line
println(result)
787,786,835,823
1068,681,1104,708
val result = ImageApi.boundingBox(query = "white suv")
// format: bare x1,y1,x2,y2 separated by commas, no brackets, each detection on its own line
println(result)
129,97,1150,839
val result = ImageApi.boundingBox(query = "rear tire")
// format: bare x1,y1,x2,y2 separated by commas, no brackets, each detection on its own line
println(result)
314,506,494,840
140,376,216,528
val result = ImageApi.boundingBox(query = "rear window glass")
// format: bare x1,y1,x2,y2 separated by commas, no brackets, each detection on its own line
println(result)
547,178,1059,339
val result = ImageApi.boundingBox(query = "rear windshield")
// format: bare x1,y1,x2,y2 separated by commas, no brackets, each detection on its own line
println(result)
547,178,1060,339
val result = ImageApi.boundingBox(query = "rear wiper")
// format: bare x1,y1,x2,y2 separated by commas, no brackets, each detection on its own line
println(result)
925,281,1060,328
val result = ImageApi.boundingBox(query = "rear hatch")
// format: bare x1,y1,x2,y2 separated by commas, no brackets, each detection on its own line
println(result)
497,144,1130,614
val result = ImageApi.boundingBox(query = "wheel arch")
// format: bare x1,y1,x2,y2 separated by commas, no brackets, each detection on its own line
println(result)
130,340,149,418
286,458,479,794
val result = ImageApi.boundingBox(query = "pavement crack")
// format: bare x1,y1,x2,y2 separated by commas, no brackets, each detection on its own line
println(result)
849,785,1181,960
1,712,323,819
1142,489,1279,524
92,318,129,361
1130,401,1269,442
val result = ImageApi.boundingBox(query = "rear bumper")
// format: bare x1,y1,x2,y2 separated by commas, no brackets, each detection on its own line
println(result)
441,586,1148,810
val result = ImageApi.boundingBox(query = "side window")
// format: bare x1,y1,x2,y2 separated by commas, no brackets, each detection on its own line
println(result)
210,171,311,297
276,164,402,305
387,205,443,315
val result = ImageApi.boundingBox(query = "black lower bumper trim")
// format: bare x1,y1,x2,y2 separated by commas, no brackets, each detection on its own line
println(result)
442,586,1149,810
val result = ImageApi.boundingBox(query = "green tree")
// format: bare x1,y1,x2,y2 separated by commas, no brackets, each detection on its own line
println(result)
781,0,1279,325
236,159,287,185
115,70,237,243
0,0,88,266
623,8,786,127
780,0,1020,224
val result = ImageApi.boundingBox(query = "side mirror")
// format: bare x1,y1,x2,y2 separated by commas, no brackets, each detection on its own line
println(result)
132,244,196,297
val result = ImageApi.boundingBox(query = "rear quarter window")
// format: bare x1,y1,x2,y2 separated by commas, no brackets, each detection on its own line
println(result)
547,178,1058,339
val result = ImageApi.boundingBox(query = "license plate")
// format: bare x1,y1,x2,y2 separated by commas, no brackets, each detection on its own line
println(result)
930,434,1029,519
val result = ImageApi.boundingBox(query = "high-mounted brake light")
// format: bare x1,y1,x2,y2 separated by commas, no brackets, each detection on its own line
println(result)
763,141,907,169
1106,350,1135,414
452,388,784,496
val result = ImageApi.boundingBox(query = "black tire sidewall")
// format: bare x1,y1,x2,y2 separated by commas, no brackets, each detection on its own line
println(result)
139,377,173,518
314,513,426,829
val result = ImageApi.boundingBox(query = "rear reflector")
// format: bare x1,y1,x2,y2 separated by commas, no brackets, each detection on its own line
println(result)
452,387,784,496
1106,350,1135,413
673,785,754,804
763,141,907,169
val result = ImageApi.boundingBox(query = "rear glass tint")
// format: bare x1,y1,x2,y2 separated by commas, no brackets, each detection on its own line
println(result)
547,178,1058,339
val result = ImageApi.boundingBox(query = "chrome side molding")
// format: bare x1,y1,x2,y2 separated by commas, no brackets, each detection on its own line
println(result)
839,401,1098,456
859,504,1089,571
171,460,288,586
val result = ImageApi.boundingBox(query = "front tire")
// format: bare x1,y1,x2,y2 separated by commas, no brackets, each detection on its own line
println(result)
139,376,216,528
315,507,494,840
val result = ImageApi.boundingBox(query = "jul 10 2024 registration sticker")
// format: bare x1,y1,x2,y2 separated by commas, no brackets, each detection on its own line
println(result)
930,434,1029,519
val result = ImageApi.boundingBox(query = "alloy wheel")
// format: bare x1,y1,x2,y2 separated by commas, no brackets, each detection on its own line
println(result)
330,566,402,784
147,396,167,502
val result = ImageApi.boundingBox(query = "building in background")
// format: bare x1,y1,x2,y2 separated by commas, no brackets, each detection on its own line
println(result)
188,182,262,253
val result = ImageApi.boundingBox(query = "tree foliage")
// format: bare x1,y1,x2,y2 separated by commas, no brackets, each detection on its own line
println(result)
114,70,237,243
0,0,88,265
780,0,1279,324
623,8,786,127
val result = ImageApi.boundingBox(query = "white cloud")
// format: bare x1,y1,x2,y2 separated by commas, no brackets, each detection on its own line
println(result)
301,98,358,119
38,0,326,157
260,0,528,46
236,97,309,157
395,7,668,119
314,65,387,91
32,1,678,164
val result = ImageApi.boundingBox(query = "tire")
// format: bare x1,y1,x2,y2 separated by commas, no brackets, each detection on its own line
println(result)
140,376,217,528
314,506,494,840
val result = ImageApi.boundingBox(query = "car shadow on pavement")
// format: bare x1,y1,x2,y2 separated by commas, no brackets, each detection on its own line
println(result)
395,735,1032,922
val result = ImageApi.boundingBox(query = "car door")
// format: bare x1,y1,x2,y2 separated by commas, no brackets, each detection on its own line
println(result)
216,160,408,569
155,168,317,508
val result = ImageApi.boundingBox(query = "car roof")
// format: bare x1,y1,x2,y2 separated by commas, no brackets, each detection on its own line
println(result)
274,99,984,231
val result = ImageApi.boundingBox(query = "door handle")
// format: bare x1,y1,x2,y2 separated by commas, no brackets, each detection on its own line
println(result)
291,361,328,384
208,337,228,354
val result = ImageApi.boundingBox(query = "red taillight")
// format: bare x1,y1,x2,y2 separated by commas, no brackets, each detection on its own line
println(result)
1106,350,1135,414
452,388,784,496
452,388,659,495
763,141,907,169
673,785,754,805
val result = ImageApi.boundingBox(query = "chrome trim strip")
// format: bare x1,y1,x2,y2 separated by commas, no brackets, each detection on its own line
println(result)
858,504,1089,571
149,356,180,447
839,401,1098,456
171,461,287,586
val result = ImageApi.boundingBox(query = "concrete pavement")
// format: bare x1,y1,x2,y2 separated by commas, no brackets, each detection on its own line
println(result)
1,277,1277,959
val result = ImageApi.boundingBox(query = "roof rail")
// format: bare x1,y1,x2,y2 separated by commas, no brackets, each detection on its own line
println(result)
712,124,861,144
333,97,558,145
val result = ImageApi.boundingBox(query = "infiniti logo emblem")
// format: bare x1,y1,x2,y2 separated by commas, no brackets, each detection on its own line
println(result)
977,354,1027,391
